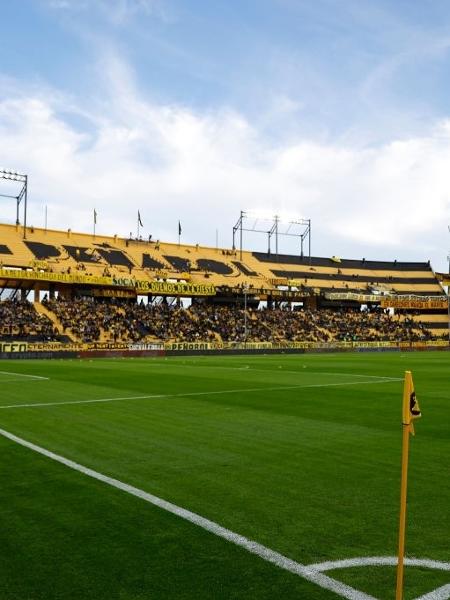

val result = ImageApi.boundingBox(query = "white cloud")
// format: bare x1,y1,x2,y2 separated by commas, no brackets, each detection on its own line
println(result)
0,58,449,269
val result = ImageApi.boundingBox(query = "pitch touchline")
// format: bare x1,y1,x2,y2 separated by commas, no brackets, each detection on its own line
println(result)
0,378,401,410
0,370,49,381
0,426,374,600
1,379,49,384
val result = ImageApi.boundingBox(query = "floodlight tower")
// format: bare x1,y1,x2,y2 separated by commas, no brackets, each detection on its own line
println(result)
232,210,311,261
0,169,28,238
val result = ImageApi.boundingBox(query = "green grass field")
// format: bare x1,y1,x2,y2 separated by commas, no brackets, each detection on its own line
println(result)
0,352,449,600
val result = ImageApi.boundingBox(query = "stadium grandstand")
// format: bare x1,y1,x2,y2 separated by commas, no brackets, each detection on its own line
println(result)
0,221,448,355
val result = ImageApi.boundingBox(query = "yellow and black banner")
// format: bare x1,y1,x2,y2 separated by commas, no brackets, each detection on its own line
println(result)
0,268,216,296
380,297,448,309
135,280,215,296
0,268,112,287
3,338,448,355
0,341,28,353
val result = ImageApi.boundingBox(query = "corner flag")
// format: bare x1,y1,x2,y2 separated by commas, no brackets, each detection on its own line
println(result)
402,371,421,435
396,370,421,600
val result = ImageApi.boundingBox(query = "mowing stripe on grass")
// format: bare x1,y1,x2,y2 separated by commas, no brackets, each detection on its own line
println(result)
0,378,401,410
139,362,400,380
0,426,375,600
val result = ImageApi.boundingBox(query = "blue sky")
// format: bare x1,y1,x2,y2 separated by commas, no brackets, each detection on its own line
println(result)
1,0,450,269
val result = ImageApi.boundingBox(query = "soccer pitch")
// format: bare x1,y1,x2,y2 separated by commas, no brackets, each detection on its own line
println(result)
0,352,449,600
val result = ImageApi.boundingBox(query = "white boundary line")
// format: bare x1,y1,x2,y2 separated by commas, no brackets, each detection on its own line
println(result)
0,370,49,381
308,557,450,600
0,378,401,410
416,585,450,600
0,379,49,384
0,426,375,600
309,556,450,572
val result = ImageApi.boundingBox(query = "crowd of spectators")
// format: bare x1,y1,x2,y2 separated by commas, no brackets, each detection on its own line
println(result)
305,307,433,342
188,305,432,343
42,298,217,343
3,297,440,344
122,303,216,342
43,297,129,343
0,299,58,341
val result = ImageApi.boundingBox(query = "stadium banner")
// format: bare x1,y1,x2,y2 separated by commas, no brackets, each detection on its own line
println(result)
0,341,28,353
165,342,215,351
0,268,113,287
324,292,383,302
28,341,82,352
325,292,449,309
0,268,215,296
380,297,448,309
133,280,215,296
4,339,448,356
27,341,164,352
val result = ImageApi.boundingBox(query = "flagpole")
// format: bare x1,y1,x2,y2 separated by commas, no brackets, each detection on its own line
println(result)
396,370,413,600
93,209,96,238
396,419,410,600
137,212,140,239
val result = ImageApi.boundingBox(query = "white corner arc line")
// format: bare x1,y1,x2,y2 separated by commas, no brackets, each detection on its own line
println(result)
308,556,450,572
308,556,450,600
0,370,49,380
0,426,376,600
416,585,450,600
0,378,399,410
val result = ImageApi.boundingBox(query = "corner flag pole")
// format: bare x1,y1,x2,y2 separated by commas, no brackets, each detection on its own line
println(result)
395,370,421,600
395,409,410,599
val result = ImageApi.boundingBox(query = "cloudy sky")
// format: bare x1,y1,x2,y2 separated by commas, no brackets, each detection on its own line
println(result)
1,0,450,269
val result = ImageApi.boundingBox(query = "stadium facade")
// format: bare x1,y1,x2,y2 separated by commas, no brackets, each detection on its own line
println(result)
0,222,448,359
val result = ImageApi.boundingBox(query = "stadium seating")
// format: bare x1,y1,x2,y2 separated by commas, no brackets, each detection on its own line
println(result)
0,299,60,341
0,222,448,344
13,300,438,344
1,223,443,294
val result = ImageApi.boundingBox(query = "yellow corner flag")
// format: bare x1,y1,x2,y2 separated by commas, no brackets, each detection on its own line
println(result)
396,371,421,600
402,370,421,435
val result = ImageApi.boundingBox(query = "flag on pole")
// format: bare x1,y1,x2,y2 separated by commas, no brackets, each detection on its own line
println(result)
402,371,421,435
178,221,182,236
138,211,143,227
94,209,97,225
396,370,422,600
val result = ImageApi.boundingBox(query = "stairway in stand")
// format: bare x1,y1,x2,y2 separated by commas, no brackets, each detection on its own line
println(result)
34,301,73,341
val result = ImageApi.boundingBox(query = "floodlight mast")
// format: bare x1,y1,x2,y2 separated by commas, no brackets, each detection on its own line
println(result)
232,211,311,261
0,170,28,239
